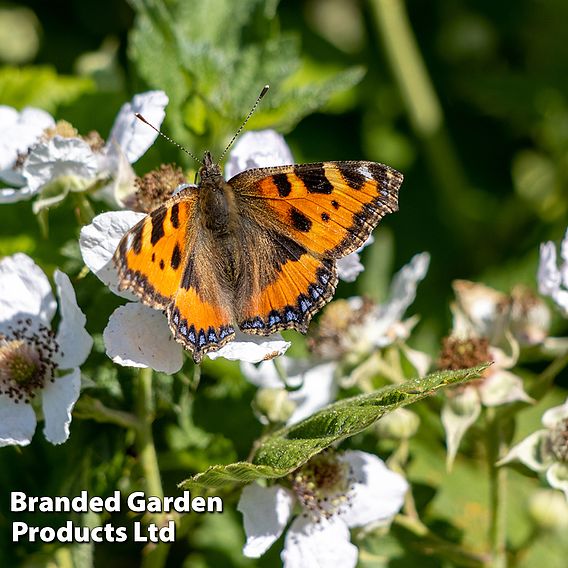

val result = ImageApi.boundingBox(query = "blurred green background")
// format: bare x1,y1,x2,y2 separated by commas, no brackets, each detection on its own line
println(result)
1,0,567,341
1,0,567,566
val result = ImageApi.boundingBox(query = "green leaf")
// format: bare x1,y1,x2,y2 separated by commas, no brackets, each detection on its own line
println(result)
0,65,94,113
179,364,487,490
128,0,364,159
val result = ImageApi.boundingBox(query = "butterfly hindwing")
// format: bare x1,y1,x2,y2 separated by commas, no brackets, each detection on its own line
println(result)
236,230,338,335
113,189,235,362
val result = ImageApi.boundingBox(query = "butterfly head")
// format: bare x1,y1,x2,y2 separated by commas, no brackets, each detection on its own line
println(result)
199,151,222,180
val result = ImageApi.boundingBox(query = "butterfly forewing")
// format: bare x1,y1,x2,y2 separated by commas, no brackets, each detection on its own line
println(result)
231,161,401,259
113,189,236,363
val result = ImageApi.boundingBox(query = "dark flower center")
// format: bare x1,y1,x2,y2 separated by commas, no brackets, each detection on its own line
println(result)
438,336,491,371
0,320,59,403
290,451,355,521
550,418,568,463
132,164,187,212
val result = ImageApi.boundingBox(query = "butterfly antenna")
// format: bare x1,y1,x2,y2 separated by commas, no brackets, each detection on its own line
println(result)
134,113,204,166
219,84,269,161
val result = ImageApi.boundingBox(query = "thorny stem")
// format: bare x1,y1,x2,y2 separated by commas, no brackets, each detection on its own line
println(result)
486,408,508,568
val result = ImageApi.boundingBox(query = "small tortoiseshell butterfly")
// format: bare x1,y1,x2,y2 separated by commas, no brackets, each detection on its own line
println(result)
113,92,403,363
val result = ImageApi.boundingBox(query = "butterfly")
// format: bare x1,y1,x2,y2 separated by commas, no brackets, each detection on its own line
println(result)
113,152,402,363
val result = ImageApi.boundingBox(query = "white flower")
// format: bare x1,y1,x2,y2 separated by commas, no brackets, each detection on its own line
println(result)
309,253,431,376
452,280,550,349
499,398,568,500
0,106,55,202
79,209,290,371
538,228,568,316
238,450,408,568
241,357,338,425
0,91,168,208
441,281,538,468
0,253,92,446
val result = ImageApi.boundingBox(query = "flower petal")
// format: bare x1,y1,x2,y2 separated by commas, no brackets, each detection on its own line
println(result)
94,145,137,207
538,241,561,297
479,370,533,406
337,236,374,283
400,343,432,377
41,368,81,445
372,252,430,340
79,211,144,299
546,463,568,500
542,398,568,428
53,270,93,369
23,136,98,194
336,251,364,283
241,359,284,389
207,330,290,363
498,430,552,472
451,280,509,343
0,394,36,447
441,387,482,470
287,362,337,425
237,483,294,558
0,105,54,170
106,91,168,164
282,515,357,568
224,129,294,179
0,184,37,204
340,450,408,528
341,450,408,528
0,252,56,329
103,303,184,373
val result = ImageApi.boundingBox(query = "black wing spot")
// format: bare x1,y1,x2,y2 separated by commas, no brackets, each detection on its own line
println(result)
338,166,366,190
295,164,334,194
290,207,312,232
331,200,340,210
130,222,144,254
159,259,165,270
170,203,180,228
273,173,292,197
150,206,167,245
171,243,181,270
321,212,330,222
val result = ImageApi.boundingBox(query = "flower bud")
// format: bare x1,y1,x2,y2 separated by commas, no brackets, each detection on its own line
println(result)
254,387,296,424
376,407,420,440
528,489,568,531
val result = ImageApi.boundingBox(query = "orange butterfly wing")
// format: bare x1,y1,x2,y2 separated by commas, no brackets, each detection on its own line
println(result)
113,189,235,363
231,161,402,334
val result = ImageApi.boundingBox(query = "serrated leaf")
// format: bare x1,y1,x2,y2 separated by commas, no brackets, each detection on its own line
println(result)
128,0,364,158
179,365,487,490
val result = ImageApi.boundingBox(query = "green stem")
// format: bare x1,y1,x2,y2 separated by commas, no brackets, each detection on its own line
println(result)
393,514,488,567
369,0,494,236
136,367,164,502
486,408,508,568
135,367,171,568
74,396,140,430
73,193,95,225
531,351,568,399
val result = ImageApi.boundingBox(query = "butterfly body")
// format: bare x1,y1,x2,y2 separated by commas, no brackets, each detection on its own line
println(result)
114,153,403,363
